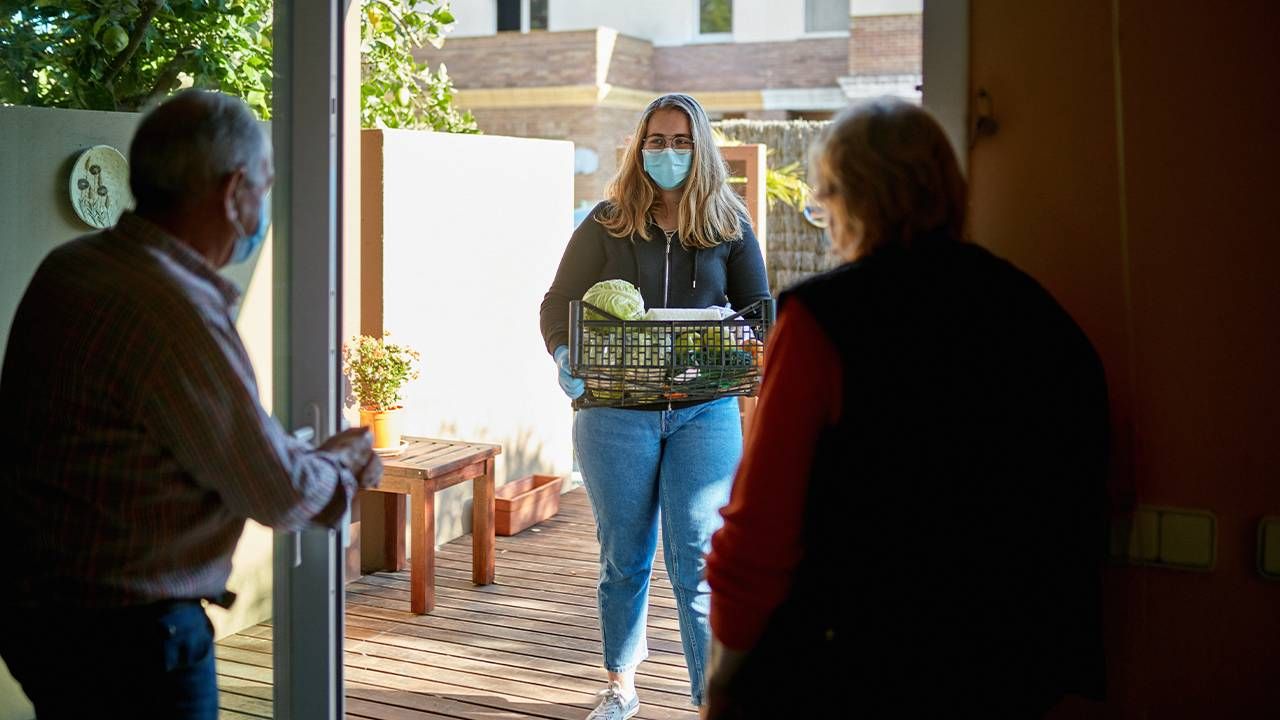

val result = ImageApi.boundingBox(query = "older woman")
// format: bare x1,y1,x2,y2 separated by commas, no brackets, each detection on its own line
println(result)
702,98,1108,717
540,93,770,718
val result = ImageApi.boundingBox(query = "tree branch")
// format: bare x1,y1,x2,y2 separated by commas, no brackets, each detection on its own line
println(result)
133,44,195,110
103,0,164,87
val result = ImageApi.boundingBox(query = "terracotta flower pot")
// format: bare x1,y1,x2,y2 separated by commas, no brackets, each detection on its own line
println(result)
360,406,403,450
494,474,564,536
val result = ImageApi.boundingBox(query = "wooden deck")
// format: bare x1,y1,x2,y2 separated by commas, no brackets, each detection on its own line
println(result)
215,488,698,719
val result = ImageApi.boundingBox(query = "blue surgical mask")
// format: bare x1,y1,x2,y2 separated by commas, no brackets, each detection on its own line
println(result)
643,149,693,190
229,192,270,264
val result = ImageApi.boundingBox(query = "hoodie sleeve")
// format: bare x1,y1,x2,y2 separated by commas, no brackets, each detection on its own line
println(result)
725,216,772,313
539,204,609,354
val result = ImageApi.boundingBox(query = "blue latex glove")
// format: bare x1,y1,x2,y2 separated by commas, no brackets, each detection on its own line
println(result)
553,345,585,400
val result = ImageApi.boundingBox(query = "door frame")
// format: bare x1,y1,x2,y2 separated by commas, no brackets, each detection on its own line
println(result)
922,0,970,174
270,0,348,718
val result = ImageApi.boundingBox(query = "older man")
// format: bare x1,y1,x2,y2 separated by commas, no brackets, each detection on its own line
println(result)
0,90,379,718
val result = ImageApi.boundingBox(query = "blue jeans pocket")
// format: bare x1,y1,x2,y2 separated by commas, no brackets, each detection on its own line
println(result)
159,604,214,673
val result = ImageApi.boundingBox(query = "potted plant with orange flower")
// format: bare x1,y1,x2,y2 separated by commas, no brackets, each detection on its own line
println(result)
343,333,421,451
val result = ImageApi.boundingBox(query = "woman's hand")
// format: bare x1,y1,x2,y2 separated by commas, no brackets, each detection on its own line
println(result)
553,345,585,399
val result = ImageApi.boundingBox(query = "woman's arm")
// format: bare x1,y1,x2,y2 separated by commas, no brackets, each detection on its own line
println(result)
703,299,841,713
539,208,608,354
724,217,771,312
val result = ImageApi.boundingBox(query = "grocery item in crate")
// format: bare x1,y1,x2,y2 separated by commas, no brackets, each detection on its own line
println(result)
583,279,645,321
583,328,669,367
569,296,774,408
686,348,754,367
646,306,756,345
642,307,723,321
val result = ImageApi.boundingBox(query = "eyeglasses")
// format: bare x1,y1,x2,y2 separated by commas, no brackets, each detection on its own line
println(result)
803,202,829,229
803,187,835,229
642,134,695,151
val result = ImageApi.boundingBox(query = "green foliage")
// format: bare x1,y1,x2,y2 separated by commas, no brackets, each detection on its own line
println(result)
699,0,731,34
0,0,274,117
1,0,478,133
712,130,813,213
764,160,811,213
343,333,421,411
360,0,478,132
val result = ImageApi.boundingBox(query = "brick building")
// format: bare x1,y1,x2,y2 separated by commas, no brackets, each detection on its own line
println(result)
419,0,922,205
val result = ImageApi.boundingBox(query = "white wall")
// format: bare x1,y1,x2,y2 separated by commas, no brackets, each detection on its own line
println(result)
549,0,695,46
447,0,916,45
373,129,576,542
734,0,804,42
443,0,698,45
446,0,497,36
0,105,281,719
851,0,922,16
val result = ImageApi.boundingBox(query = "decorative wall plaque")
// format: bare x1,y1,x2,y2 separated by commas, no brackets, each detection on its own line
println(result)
69,145,131,229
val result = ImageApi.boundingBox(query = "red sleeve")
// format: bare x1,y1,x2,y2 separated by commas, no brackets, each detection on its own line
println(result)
706,299,841,652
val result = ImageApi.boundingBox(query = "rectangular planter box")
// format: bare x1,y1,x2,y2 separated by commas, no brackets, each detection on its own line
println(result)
494,474,563,536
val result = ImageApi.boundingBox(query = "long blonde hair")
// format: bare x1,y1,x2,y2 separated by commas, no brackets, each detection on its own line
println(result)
598,94,746,249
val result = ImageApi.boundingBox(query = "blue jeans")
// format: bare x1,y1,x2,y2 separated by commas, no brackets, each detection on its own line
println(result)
573,397,742,705
0,600,218,719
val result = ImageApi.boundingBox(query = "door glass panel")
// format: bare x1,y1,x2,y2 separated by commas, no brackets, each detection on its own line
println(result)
211,99,280,720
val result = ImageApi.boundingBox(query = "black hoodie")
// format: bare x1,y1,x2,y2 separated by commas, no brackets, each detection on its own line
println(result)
539,200,771,356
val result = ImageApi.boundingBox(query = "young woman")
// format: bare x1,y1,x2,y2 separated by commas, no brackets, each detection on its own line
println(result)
539,93,770,719
701,98,1109,718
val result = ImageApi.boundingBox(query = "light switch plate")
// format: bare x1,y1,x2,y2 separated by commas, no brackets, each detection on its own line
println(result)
1110,508,1159,561
1109,505,1215,571
1260,517,1280,580
1158,510,1216,570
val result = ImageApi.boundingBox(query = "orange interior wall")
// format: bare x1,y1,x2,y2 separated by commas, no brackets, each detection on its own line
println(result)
968,1,1280,716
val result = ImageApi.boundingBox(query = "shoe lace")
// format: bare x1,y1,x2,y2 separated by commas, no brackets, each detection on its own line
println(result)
590,683,630,717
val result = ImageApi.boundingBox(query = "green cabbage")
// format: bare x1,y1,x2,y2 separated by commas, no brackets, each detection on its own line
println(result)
583,279,645,321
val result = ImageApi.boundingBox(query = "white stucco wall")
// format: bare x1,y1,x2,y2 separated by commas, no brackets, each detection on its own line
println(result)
854,0,922,15
549,0,696,46
446,0,497,37
372,130,575,547
447,0,919,44
0,105,281,719
446,0,696,44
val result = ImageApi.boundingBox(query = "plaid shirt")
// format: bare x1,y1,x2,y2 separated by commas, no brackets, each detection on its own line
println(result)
0,213,356,608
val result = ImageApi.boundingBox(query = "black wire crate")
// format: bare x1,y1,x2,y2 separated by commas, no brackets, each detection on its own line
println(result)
568,299,775,409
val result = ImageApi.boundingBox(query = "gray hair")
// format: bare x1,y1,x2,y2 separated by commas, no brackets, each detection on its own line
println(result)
129,89,270,212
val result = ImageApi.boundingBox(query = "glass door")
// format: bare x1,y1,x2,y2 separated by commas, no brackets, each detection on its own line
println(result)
215,3,349,717
270,1,349,718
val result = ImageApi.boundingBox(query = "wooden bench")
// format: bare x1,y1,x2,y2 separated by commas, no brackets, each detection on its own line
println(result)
362,437,502,614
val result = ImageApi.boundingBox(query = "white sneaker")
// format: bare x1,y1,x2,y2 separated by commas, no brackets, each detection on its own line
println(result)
585,681,639,720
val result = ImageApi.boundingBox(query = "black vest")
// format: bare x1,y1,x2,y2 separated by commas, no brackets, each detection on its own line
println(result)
726,242,1108,717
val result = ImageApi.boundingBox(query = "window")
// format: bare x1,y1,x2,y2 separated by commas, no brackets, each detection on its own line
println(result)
805,0,847,33
699,0,732,35
497,0,547,32
497,0,520,31
529,0,548,30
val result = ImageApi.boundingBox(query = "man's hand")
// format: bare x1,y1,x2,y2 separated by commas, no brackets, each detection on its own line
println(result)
318,427,382,489
354,452,382,490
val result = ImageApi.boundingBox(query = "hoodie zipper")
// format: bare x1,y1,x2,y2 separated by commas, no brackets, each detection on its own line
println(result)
662,227,676,411
662,229,675,308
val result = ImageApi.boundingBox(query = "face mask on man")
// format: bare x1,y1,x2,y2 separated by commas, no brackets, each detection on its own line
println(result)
228,189,270,265
643,149,693,190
